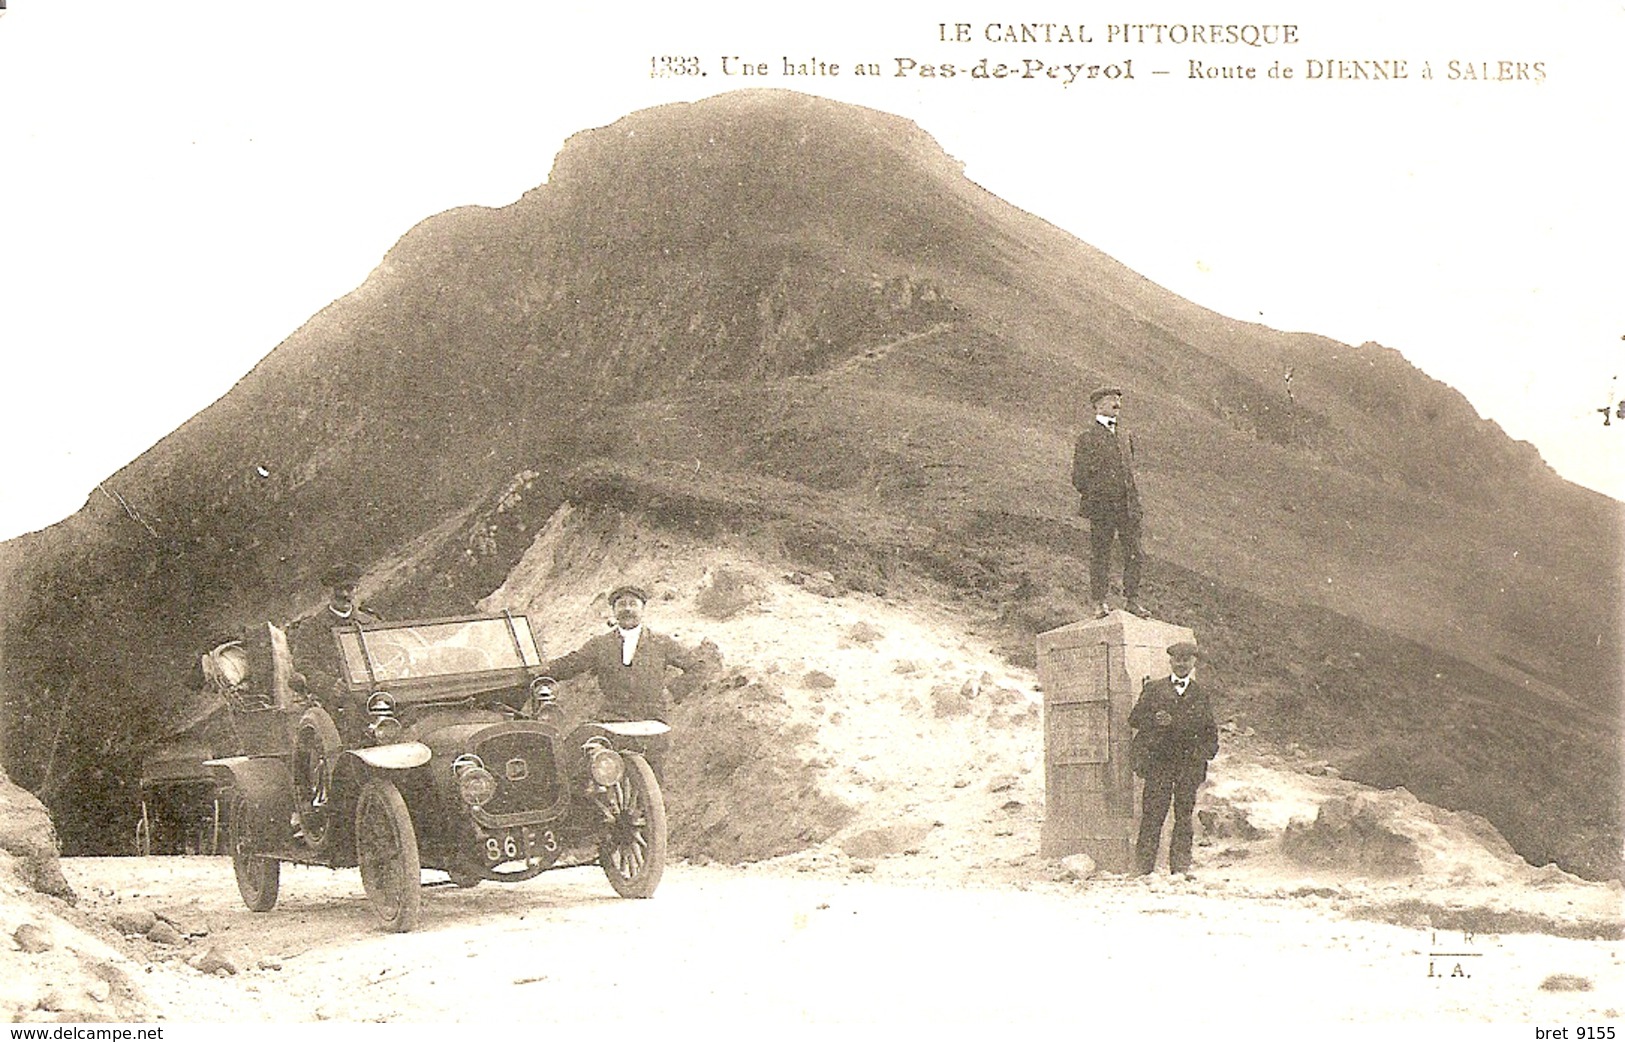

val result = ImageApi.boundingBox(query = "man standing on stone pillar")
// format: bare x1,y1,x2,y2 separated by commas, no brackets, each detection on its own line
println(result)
1071,386,1145,618
1129,641,1218,877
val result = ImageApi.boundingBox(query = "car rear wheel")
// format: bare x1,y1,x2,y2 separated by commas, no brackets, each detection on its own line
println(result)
355,778,422,932
598,753,666,899
229,790,281,912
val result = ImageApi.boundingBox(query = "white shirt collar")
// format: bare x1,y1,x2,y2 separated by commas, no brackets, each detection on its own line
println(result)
1096,414,1118,431
1172,672,1192,688
618,624,643,665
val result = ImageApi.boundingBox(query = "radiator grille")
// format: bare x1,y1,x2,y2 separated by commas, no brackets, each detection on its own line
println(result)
472,730,561,817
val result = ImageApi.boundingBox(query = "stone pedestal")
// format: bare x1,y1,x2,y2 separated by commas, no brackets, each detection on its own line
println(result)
1038,611,1195,870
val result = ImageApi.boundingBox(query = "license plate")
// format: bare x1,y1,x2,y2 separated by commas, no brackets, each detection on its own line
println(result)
484,827,558,863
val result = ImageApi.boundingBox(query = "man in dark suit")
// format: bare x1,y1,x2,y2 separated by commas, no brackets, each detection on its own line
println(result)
283,562,385,845
543,584,706,779
286,562,383,704
1129,641,1219,877
1071,386,1145,618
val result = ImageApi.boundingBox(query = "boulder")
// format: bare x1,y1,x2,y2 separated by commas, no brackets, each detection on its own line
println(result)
13,922,53,953
1058,853,1097,880
145,921,184,946
107,907,159,937
844,621,885,645
930,683,969,718
1197,799,1266,841
1280,793,1423,877
189,947,241,976
694,565,763,619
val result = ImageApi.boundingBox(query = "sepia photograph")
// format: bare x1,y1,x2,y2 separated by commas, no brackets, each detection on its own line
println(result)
0,0,1619,1029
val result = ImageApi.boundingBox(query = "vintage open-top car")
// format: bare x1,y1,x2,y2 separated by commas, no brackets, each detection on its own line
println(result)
204,612,668,931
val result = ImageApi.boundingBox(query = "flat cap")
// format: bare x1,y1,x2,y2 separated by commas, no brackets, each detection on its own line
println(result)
1088,386,1124,404
1166,641,1201,658
607,584,650,605
321,562,363,587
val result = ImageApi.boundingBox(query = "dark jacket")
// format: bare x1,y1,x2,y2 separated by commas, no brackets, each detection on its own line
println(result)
1128,675,1218,776
1071,420,1141,520
287,605,382,700
545,627,701,723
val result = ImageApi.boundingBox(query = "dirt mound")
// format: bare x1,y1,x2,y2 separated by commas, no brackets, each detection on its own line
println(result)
0,769,74,902
480,506,1046,877
666,672,855,863
0,770,155,1021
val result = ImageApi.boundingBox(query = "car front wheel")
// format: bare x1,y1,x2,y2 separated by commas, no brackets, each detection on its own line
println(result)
229,790,281,912
598,752,667,899
293,707,342,852
355,778,422,932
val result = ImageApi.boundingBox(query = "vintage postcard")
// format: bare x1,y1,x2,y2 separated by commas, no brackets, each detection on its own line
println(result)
0,0,1618,1031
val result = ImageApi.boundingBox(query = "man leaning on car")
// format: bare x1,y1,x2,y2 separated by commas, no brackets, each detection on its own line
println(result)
540,584,706,780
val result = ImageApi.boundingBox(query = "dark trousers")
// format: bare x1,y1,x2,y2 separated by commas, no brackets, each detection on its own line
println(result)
1088,509,1143,603
1135,762,1201,874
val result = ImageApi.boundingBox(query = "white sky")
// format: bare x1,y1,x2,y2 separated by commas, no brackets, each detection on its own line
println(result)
1,0,1620,541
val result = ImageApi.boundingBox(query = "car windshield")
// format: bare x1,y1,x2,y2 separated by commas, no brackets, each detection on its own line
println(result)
336,616,541,684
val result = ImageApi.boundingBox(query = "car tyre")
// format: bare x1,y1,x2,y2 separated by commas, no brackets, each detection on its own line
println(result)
598,752,667,899
294,707,342,852
355,778,422,932
229,790,281,912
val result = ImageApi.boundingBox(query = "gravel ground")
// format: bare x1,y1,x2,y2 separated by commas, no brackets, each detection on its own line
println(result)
33,854,1622,1026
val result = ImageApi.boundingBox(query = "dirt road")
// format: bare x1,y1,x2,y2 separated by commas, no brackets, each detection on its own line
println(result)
61,856,1621,1025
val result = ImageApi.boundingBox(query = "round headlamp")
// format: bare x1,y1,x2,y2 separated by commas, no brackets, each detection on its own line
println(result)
588,747,625,787
458,766,499,807
366,691,396,716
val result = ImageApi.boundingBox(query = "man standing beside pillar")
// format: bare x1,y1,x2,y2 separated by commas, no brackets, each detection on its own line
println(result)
1129,641,1218,877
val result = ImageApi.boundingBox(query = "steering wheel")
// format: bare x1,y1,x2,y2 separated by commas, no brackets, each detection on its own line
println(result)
369,643,410,678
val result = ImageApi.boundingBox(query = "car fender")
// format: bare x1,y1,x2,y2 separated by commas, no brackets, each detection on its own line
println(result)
568,720,671,763
599,721,671,739
203,755,294,849
341,742,433,772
